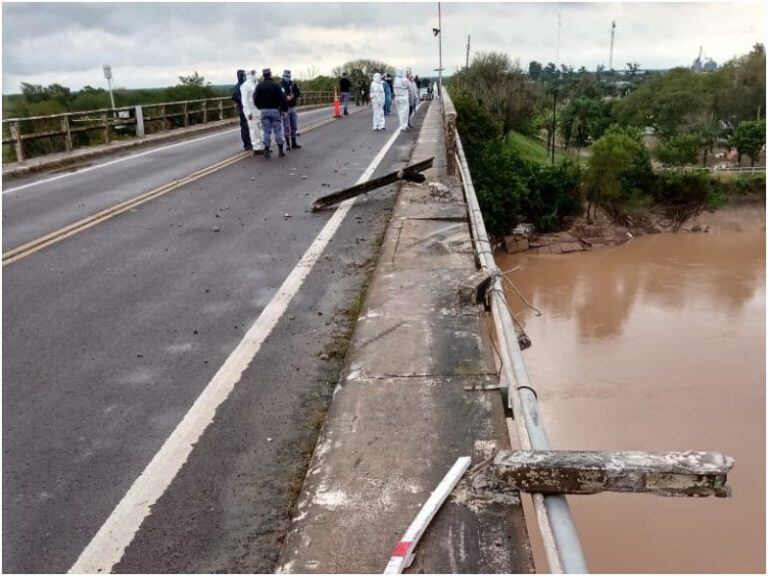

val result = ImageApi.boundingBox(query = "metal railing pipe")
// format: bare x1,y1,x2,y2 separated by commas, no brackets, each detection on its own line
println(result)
446,90,588,574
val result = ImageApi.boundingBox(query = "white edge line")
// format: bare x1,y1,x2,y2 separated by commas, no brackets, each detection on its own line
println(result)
68,124,404,575
3,106,333,195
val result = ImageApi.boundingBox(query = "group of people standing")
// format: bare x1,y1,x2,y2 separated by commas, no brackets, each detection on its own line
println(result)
233,67,436,157
368,70,421,132
233,68,302,159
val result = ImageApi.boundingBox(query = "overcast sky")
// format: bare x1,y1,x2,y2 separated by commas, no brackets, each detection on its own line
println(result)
2,2,765,93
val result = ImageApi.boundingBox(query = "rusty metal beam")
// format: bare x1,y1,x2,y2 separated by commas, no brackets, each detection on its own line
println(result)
493,450,734,497
311,157,433,211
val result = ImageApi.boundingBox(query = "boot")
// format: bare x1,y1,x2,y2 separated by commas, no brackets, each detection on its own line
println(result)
264,147,271,159
278,143,286,157
285,138,291,150
291,137,301,149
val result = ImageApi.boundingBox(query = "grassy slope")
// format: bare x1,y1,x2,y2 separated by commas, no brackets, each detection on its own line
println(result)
503,130,571,165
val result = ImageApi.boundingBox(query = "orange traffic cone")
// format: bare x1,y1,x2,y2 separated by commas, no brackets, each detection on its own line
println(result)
333,91,342,119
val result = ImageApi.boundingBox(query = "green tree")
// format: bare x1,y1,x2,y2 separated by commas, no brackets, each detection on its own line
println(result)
163,72,217,101
471,144,530,235
20,82,48,103
523,160,583,231
558,95,612,150
729,120,766,166
585,125,653,217
694,118,722,166
655,133,702,166
711,44,766,129
528,60,543,81
20,82,72,106
452,51,540,134
614,68,710,138
451,88,502,163
70,85,111,111
332,59,394,103
300,74,337,93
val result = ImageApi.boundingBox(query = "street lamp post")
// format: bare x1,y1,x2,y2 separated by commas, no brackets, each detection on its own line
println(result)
103,65,116,110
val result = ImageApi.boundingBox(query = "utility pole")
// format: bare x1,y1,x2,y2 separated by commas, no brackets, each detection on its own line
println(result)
438,2,443,97
609,20,616,70
466,34,471,69
551,87,558,165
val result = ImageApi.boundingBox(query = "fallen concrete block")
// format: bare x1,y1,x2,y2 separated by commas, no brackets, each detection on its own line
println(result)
492,450,734,497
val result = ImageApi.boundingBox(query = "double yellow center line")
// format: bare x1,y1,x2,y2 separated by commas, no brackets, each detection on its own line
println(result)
2,113,345,267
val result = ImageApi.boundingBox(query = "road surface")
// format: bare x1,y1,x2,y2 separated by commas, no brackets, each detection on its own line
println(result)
2,103,426,573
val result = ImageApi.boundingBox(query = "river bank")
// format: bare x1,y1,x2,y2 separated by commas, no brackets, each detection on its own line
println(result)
503,196,765,256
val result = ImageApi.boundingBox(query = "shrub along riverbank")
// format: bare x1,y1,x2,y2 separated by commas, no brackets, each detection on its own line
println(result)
451,88,764,239
449,46,765,239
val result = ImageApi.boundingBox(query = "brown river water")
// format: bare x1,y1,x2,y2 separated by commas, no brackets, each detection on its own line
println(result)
498,230,765,573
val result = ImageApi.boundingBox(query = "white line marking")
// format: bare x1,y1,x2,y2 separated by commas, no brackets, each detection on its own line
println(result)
68,124,405,574
3,107,332,194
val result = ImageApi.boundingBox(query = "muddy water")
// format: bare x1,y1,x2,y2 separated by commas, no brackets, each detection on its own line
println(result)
498,231,765,573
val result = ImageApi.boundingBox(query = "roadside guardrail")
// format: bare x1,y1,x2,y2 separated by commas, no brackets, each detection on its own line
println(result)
2,92,334,163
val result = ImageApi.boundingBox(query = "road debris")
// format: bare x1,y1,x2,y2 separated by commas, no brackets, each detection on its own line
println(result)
492,450,734,497
383,456,471,574
312,157,434,211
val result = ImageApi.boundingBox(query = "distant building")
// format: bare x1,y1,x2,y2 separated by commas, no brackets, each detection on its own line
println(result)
692,47,718,72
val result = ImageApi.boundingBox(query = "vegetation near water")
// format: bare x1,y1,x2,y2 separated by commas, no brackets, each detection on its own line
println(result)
450,46,766,237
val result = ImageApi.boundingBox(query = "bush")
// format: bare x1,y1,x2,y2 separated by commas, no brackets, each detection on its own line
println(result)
454,86,586,235
653,170,711,206
586,124,654,216
471,144,530,236
523,160,583,231
452,88,502,163
655,133,701,166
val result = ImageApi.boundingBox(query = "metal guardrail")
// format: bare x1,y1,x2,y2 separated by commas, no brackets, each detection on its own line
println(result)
708,165,766,174
441,90,589,574
656,164,766,174
2,92,334,163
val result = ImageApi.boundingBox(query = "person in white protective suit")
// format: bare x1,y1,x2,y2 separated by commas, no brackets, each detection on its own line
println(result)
407,71,419,126
393,70,410,131
370,73,386,130
240,70,264,154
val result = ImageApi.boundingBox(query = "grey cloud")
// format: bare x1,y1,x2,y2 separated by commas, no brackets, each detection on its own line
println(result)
2,2,764,92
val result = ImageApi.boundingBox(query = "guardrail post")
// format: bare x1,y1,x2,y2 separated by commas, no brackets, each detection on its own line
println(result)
101,113,111,143
61,115,73,151
183,102,189,127
135,105,145,137
10,121,24,162
161,105,170,130
218,99,224,121
202,100,208,123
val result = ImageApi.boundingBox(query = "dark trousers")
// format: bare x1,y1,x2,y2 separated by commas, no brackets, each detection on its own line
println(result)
238,110,252,150
283,108,298,139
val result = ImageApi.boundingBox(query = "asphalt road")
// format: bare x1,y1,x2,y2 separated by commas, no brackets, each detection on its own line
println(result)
2,103,427,573
2,105,340,251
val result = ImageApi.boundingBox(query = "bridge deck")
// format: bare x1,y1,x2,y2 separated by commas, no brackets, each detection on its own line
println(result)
278,100,533,574
3,104,420,573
